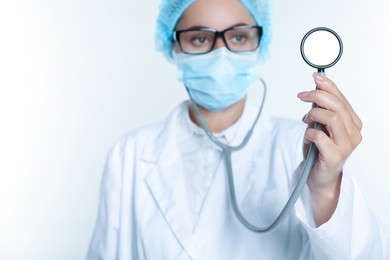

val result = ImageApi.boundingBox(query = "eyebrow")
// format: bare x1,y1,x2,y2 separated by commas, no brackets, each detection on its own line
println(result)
181,23,253,31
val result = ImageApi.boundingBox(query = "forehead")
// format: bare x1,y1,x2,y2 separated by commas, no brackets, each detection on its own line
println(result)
176,0,256,31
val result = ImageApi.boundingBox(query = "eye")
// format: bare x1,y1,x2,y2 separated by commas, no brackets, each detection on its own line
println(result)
233,34,246,42
231,34,247,44
191,36,209,45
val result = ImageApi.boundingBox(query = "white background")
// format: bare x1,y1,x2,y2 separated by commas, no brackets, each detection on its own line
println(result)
0,0,389,259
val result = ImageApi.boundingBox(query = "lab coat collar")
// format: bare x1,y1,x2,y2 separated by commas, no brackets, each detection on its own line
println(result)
140,100,250,162
182,100,249,145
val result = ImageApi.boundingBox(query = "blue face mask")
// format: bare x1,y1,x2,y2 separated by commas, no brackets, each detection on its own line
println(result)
174,48,259,111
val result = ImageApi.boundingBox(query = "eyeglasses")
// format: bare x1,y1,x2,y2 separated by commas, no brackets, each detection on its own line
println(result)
173,25,263,55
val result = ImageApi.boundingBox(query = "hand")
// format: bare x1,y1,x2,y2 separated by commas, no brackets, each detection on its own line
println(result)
297,72,362,225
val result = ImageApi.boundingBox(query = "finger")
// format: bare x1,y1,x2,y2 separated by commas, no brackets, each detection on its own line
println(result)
305,126,356,176
304,127,336,160
313,73,362,130
298,90,358,135
313,73,344,99
315,74,363,130
303,107,358,147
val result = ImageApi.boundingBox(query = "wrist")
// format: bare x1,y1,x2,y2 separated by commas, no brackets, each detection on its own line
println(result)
308,172,342,198
308,174,342,226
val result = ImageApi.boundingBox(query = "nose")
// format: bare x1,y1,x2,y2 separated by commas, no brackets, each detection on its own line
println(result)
213,36,227,50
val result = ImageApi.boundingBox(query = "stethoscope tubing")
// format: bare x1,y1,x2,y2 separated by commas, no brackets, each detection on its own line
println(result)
187,78,319,233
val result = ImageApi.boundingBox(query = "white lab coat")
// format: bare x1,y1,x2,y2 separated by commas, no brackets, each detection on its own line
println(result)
87,101,388,260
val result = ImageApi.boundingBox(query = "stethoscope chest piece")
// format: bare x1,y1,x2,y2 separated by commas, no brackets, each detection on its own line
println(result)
300,27,343,72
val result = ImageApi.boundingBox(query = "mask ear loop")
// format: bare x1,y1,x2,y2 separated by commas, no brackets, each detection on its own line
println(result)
186,78,318,233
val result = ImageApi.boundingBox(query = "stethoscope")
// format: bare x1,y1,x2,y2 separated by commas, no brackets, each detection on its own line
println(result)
188,27,343,233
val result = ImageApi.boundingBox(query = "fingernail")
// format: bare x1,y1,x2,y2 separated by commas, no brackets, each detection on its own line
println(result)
297,91,310,98
313,72,326,82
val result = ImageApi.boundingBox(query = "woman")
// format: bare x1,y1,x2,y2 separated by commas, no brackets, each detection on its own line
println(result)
87,0,388,259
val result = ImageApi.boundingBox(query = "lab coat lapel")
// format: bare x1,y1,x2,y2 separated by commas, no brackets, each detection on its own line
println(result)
144,151,194,256
142,105,195,257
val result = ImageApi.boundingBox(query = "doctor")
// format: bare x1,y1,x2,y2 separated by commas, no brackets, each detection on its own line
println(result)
87,0,389,259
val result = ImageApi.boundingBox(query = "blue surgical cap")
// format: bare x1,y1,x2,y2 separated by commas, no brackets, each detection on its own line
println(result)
156,0,271,62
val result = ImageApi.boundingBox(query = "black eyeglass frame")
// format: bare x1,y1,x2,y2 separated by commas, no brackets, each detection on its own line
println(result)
173,25,263,55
